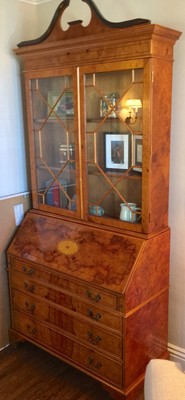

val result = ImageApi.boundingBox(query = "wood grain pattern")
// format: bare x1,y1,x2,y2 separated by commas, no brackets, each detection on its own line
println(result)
8,4,181,399
0,342,144,400
11,290,122,358
17,0,149,48
125,229,170,312
8,212,144,293
14,22,181,235
8,214,170,399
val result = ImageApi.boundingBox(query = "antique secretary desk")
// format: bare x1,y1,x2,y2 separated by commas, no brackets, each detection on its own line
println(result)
7,1,181,399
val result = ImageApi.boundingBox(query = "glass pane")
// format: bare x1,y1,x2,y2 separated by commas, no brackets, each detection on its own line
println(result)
85,68,143,224
31,75,76,211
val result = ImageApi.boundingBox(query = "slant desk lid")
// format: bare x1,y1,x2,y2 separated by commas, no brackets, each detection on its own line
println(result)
8,211,145,294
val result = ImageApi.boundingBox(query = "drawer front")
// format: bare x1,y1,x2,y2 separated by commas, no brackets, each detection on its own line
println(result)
12,259,119,311
10,272,122,332
12,290,122,358
13,311,123,388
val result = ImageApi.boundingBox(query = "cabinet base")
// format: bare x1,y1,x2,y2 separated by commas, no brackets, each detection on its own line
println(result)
9,331,143,399
102,379,144,400
102,349,169,400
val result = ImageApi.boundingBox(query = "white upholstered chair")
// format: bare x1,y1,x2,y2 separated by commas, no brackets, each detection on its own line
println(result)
144,359,185,399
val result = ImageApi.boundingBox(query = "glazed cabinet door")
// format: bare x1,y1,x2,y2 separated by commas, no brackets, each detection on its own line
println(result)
80,60,150,233
25,61,152,232
25,68,81,217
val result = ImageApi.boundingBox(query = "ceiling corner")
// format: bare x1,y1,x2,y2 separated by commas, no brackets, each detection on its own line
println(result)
18,0,53,5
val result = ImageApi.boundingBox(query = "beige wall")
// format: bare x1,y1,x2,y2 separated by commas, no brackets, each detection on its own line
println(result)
0,194,31,348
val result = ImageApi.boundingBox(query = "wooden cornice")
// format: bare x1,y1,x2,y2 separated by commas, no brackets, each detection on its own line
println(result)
17,0,150,48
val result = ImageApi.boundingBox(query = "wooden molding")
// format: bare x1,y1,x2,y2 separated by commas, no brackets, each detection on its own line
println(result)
17,0,150,48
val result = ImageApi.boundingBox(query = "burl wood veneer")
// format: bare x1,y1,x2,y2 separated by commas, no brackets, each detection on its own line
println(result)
8,211,169,399
7,1,181,399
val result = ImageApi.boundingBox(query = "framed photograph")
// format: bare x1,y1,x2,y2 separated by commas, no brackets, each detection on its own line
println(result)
104,132,129,171
133,135,142,172
48,90,74,118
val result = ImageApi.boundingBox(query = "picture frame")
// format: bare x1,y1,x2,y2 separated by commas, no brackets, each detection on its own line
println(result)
48,90,74,118
104,132,129,171
133,135,142,172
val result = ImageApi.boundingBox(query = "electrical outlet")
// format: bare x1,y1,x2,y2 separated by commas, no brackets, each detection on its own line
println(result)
14,203,24,226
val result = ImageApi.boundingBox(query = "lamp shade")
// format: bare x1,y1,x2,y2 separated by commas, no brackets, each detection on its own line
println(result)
126,99,142,111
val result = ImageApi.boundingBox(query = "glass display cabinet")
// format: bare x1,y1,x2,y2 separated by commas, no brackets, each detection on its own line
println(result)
30,73,79,214
83,66,143,226
30,65,144,229
7,1,181,399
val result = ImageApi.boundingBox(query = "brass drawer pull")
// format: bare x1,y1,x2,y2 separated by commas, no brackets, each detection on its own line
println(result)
26,324,37,335
25,301,35,314
87,331,102,345
86,290,101,303
87,309,101,321
22,266,35,276
24,282,35,293
88,357,102,370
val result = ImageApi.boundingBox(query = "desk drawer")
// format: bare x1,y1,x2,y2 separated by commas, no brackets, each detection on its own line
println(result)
12,259,120,311
13,311,123,388
10,272,122,332
12,290,122,358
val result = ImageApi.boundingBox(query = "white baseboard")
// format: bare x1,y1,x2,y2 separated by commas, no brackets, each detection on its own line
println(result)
0,344,9,352
168,343,185,369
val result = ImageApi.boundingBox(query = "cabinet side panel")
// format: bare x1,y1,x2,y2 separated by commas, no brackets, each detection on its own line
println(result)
125,229,170,312
149,58,173,232
124,290,169,388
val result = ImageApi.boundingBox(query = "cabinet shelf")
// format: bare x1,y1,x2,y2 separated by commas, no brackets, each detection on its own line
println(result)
37,164,76,172
33,118,74,124
105,171,142,179
88,166,142,179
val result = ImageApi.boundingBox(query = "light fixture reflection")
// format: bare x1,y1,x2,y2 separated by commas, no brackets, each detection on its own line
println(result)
125,98,142,124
